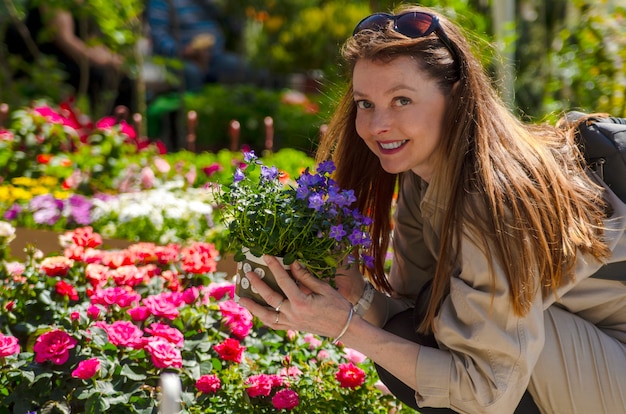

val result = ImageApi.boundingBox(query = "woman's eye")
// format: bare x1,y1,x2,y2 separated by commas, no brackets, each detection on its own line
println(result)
356,100,372,109
394,97,411,106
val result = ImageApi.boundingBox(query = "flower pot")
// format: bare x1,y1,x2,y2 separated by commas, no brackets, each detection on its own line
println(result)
235,250,289,306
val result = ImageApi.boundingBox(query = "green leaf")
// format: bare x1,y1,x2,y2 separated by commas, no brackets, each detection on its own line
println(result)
120,365,147,381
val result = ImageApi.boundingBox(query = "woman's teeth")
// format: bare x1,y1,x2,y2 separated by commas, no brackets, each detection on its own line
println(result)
380,140,407,150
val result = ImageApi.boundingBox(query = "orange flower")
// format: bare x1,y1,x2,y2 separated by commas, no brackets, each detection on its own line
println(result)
37,154,53,164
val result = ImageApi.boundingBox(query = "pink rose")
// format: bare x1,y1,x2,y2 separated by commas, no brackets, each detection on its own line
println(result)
343,347,367,364
71,357,101,379
127,306,151,321
218,299,253,338
0,333,20,357
142,294,179,319
96,321,144,348
90,286,141,308
144,338,182,369
244,374,283,398
272,388,299,411
33,329,77,365
335,362,366,389
205,282,234,301
182,286,199,304
196,374,221,394
86,305,101,319
145,323,184,347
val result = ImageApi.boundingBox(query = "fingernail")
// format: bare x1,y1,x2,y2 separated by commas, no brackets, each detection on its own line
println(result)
262,255,271,264
293,261,302,270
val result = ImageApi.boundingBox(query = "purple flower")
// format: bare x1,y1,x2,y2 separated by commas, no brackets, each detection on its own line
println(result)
67,194,93,225
261,165,278,181
295,186,309,200
316,160,336,174
243,150,257,163
3,203,22,220
233,168,245,183
29,194,63,225
307,194,325,211
329,224,346,241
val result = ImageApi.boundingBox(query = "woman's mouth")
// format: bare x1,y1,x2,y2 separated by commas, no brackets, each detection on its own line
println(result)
379,140,408,152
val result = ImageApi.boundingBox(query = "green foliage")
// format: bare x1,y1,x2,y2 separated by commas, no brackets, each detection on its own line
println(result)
182,85,331,154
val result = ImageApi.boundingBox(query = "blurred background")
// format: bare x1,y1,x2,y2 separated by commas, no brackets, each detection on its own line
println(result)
0,0,624,153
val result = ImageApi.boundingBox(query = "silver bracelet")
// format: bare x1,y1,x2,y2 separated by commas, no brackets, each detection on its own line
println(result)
353,281,375,317
332,305,354,345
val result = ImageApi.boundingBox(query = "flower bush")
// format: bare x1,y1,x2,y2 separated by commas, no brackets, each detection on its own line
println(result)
217,151,373,279
0,226,404,413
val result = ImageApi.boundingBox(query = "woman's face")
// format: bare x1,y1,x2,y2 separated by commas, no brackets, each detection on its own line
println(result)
353,56,448,182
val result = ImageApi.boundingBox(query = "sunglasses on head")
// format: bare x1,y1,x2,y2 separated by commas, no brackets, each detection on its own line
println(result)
353,11,457,61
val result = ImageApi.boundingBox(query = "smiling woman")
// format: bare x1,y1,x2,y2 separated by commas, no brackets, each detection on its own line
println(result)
352,56,447,182
238,4,626,414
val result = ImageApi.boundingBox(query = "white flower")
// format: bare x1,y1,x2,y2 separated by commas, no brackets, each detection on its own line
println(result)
0,221,16,245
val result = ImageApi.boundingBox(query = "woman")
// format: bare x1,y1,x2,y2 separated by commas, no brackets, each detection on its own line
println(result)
238,5,626,413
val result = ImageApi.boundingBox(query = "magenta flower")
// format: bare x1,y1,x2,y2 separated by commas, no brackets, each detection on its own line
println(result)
145,322,184,347
90,286,141,308
142,294,179,319
144,337,182,369
272,388,299,410
244,374,283,398
0,333,20,357
218,299,253,338
196,374,221,394
33,329,77,365
71,357,101,379
95,321,144,348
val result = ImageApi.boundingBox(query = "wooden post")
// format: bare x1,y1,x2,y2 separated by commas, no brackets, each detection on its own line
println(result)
0,103,8,128
186,110,197,152
229,120,240,152
264,116,274,152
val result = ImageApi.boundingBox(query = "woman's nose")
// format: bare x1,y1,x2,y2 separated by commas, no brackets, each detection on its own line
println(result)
369,110,391,135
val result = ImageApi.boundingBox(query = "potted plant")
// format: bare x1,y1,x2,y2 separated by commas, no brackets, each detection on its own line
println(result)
215,151,373,304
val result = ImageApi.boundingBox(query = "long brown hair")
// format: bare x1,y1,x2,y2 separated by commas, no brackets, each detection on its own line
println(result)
316,5,611,333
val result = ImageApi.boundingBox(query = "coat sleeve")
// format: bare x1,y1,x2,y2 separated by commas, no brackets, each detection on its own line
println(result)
414,234,546,414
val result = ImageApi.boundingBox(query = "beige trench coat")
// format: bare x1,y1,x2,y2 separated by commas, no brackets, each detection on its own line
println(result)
389,171,626,414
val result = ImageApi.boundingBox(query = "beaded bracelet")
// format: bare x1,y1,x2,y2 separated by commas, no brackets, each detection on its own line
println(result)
332,305,355,345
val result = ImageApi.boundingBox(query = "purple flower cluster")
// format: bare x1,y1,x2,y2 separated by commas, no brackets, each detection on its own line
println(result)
4,194,93,226
221,150,374,277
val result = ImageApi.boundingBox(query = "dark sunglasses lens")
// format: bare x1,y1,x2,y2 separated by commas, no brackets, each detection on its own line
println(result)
354,14,391,35
395,13,436,38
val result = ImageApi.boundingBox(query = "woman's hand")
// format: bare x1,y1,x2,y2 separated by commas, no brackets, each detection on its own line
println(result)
237,255,353,339
334,261,367,305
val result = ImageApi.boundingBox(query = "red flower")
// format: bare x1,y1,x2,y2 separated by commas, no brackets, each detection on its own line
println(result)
202,162,222,176
71,357,101,379
335,362,366,389
33,329,77,365
56,280,79,301
37,154,53,164
213,338,245,363
272,388,299,410
196,374,221,394
40,256,74,277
